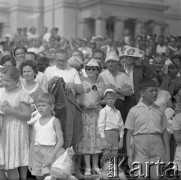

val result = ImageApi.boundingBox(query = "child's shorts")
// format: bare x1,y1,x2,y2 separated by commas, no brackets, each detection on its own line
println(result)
105,129,119,150
132,134,165,179
100,129,119,167
31,145,54,177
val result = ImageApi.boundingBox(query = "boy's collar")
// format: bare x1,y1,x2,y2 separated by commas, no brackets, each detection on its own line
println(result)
105,104,116,111
137,101,159,108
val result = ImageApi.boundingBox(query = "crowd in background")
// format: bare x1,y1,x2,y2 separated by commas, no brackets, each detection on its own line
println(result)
0,25,181,180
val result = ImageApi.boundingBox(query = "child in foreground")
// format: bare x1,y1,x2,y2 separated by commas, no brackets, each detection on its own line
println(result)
98,89,124,178
29,93,64,180
125,78,170,179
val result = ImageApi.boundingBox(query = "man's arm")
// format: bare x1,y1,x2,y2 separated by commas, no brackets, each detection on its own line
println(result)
162,129,170,163
119,86,133,96
173,130,181,143
126,129,134,168
126,129,134,158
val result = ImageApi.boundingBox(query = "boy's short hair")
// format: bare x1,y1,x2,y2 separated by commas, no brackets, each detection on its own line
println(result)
139,78,157,91
36,93,55,105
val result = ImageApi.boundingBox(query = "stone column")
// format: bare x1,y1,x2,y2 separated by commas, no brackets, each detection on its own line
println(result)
95,17,106,38
162,23,169,36
2,23,10,36
79,19,89,39
135,20,144,37
153,22,162,36
114,17,125,40
9,0,44,35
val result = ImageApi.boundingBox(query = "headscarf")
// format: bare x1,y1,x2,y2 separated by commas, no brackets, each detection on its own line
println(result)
68,56,83,70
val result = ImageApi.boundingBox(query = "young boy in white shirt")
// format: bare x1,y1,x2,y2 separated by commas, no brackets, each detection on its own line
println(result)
98,89,124,166
125,78,170,179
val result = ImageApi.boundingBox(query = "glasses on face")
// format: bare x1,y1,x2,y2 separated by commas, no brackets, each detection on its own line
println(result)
86,67,97,71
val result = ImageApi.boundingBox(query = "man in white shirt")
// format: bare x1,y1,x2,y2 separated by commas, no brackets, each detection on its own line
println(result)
44,50,83,94
99,51,133,121
43,27,51,42
156,35,167,55
92,49,106,69
99,51,133,157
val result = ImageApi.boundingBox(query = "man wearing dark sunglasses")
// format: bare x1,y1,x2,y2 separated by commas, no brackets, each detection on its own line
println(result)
85,66,98,71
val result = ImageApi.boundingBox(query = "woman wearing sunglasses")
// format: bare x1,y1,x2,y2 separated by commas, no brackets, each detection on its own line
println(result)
77,59,104,176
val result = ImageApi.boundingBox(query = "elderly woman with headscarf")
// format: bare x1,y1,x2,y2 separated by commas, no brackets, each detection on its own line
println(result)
77,59,104,176
68,56,83,71
67,55,90,81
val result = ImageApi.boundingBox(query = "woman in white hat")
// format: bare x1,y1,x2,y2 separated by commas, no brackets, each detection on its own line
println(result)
77,59,104,176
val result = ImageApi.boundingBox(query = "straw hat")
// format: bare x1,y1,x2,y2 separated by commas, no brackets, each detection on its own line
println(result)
68,56,83,70
86,59,100,67
122,46,142,58
105,51,119,63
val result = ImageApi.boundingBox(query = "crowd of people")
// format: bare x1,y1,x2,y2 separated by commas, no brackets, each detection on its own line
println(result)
0,25,181,180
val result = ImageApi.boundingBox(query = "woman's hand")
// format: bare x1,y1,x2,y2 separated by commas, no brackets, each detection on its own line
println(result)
51,76,61,84
1,102,12,116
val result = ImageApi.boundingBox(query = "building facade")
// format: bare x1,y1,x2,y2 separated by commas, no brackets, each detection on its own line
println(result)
0,0,181,39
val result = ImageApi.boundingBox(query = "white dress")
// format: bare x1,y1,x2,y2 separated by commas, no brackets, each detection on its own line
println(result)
0,87,33,170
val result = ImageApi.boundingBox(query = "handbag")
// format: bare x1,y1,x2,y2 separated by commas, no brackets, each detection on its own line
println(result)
77,90,100,108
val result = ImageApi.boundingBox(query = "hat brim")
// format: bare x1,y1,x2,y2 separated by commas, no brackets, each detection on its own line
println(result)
105,59,119,63
104,89,116,96
123,54,140,58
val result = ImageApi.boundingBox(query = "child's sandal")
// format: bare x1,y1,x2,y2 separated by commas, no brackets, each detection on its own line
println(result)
92,167,102,175
84,168,91,176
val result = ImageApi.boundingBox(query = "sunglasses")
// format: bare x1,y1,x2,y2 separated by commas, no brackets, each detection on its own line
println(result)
86,67,97,71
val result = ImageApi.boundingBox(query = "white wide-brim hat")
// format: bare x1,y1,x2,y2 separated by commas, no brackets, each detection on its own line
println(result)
122,46,142,58
86,59,100,67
